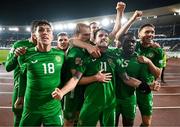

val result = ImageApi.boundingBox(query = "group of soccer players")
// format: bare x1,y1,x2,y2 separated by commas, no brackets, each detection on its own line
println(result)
5,1,164,127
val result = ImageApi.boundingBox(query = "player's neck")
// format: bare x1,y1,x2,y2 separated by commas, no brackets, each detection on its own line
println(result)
122,51,134,59
98,46,108,53
36,43,51,52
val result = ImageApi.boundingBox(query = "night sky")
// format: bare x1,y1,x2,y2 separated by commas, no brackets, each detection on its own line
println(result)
0,0,179,25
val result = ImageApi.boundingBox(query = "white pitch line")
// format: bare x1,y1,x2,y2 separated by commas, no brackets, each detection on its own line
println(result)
0,73,13,75
153,106,180,109
154,93,180,96
0,106,12,109
165,73,180,76
0,83,13,85
158,79,180,82
0,92,13,94
0,77,13,79
161,85,180,88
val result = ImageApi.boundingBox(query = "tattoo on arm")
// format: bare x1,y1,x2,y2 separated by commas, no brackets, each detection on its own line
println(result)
73,71,82,80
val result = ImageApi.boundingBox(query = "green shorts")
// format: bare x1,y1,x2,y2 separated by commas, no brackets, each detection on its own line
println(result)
19,108,63,126
116,95,136,120
78,101,116,126
63,86,85,120
136,89,153,116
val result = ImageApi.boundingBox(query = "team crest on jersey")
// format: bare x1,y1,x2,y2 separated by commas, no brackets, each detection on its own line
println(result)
31,60,38,63
55,56,61,62
107,58,113,64
108,58,115,69
75,57,83,65
147,52,154,58
92,59,96,62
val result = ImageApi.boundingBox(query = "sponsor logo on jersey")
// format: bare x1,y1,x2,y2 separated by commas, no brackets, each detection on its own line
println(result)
116,53,121,56
108,58,115,69
107,58,113,64
56,56,61,62
31,60,38,63
92,59,96,62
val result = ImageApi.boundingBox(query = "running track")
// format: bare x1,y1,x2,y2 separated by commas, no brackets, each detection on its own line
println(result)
0,58,180,126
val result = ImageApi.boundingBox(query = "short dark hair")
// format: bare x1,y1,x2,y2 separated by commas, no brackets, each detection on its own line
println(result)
138,23,155,33
32,20,52,32
94,28,109,39
120,32,136,46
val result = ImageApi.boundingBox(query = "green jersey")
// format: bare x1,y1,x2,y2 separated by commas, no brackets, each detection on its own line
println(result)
62,47,90,120
136,41,164,68
5,40,36,83
135,41,162,116
18,47,64,114
66,46,90,97
76,49,125,107
114,49,154,99
5,40,36,111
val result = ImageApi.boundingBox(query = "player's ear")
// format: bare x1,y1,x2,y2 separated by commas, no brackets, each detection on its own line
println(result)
31,33,37,40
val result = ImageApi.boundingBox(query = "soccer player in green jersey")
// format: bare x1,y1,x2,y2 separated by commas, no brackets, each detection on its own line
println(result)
136,24,163,126
56,32,69,54
62,23,92,127
4,21,37,126
15,20,81,126
76,28,119,126
16,20,63,126
115,11,161,126
115,33,160,127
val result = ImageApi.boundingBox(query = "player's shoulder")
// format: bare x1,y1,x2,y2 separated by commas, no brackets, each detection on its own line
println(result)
107,47,123,59
13,40,30,47
68,47,85,57
151,47,163,55
69,46,83,52
23,47,36,57
51,48,65,55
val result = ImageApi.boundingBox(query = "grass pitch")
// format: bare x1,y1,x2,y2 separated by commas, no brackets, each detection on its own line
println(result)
0,49,9,63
